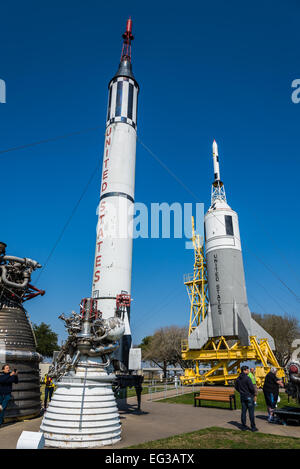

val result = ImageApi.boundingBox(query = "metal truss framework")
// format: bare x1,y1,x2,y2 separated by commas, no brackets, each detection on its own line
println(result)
184,216,208,336
181,335,285,387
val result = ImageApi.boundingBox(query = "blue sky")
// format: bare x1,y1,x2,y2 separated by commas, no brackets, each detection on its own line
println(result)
1,0,300,346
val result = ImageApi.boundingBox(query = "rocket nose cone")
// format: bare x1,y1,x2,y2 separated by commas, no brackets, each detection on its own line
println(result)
113,59,135,81
212,140,218,154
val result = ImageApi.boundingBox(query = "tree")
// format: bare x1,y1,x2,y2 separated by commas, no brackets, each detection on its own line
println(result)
139,326,190,379
32,322,59,358
252,313,300,367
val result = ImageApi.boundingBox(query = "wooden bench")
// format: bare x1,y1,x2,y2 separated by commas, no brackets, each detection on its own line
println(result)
194,387,236,410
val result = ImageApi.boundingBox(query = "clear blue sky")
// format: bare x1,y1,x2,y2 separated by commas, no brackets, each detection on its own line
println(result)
1,0,300,346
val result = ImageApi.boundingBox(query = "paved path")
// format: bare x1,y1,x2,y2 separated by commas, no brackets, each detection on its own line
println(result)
0,393,299,449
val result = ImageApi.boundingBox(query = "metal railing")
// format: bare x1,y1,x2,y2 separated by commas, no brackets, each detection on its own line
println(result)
146,380,195,401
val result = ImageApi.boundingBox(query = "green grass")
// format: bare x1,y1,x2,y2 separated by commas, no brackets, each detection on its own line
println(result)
127,426,300,449
158,389,298,411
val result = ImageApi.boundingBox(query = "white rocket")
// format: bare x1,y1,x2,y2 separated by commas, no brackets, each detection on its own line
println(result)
92,18,139,369
188,141,275,350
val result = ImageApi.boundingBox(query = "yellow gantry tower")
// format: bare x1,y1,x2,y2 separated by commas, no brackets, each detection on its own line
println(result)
181,218,285,387
184,216,208,335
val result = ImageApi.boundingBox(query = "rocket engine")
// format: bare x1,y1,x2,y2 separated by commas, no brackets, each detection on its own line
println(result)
48,298,125,381
40,298,126,448
286,361,300,403
0,241,44,421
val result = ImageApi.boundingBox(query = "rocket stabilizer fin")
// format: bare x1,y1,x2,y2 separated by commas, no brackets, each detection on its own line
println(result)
251,318,275,350
188,313,213,350
233,300,251,346
236,313,251,346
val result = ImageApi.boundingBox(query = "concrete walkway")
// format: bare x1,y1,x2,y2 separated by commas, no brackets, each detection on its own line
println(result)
0,393,299,449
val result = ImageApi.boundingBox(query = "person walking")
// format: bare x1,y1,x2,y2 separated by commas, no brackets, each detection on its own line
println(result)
0,364,18,426
44,374,55,410
263,367,284,423
248,367,258,405
235,365,258,432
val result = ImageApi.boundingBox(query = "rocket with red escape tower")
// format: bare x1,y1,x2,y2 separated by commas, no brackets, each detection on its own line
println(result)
92,18,139,370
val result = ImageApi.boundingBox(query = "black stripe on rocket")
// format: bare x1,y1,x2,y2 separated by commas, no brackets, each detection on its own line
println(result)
100,191,134,204
106,77,138,129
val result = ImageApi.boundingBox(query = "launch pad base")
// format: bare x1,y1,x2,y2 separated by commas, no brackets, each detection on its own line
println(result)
181,335,285,387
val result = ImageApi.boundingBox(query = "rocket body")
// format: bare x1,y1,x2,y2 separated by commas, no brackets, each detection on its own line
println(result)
204,199,252,344
92,43,139,368
188,141,275,350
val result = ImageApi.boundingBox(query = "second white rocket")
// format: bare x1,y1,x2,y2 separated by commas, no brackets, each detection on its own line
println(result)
189,141,275,350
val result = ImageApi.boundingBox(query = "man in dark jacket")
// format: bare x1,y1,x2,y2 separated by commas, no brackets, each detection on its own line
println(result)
235,365,258,432
0,364,18,426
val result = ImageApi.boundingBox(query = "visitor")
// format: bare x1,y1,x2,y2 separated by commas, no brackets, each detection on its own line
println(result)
44,374,55,410
263,367,284,423
248,367,258,405
235,365,258,432
0,364,18,426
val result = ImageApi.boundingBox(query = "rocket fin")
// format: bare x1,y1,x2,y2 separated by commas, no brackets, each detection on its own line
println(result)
188,306,213,350
237,313,251,346
232,299,251,346
251,318,275,350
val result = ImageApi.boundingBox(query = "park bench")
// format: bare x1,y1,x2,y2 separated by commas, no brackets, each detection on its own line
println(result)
194,387,236,410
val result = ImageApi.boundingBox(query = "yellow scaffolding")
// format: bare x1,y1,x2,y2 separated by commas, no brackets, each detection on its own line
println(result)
181,218,285,387
184,216,208,335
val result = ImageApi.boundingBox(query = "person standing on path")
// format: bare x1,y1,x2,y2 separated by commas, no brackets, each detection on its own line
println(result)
0,364,18,426
248,367,258,405
235,365,258,432
44,374,55,410
263,367,284,423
